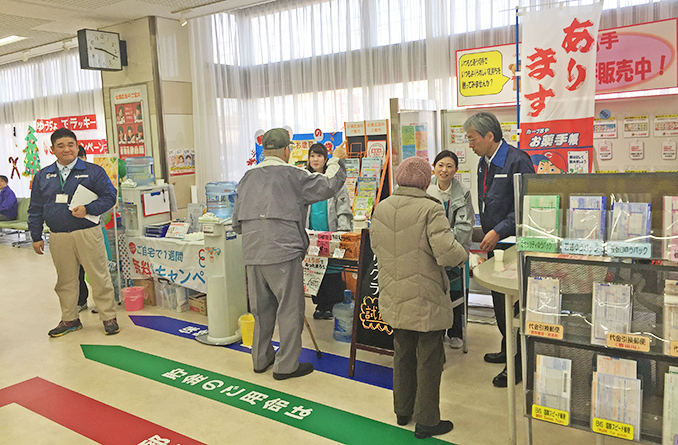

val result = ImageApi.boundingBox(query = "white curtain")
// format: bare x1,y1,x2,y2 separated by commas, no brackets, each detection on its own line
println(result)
0,49,105,198
190,0,678,192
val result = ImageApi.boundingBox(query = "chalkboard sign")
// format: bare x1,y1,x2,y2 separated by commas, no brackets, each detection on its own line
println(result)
354,229,394,351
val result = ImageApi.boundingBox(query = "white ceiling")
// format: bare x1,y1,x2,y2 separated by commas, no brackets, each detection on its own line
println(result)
0,0,264,57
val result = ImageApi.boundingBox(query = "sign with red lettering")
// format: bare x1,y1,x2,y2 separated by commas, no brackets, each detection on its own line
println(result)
35,115,98,133
520,3,603,173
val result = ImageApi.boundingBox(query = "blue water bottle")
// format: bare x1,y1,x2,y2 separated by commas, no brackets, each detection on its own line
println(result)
333,290,354,342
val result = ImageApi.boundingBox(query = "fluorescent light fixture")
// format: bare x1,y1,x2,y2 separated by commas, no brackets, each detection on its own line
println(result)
0,35,27,47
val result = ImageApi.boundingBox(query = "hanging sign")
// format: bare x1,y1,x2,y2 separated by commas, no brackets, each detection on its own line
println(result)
520,3,603,172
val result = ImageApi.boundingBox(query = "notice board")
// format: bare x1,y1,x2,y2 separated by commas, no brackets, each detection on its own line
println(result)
349,229,393,377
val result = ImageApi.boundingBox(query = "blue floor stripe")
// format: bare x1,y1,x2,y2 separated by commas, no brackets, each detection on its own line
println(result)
129,315,393,390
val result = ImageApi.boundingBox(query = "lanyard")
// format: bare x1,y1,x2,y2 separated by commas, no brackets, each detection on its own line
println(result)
58,167,68,191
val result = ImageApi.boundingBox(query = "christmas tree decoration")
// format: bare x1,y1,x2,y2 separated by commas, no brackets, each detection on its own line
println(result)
22,126,40,177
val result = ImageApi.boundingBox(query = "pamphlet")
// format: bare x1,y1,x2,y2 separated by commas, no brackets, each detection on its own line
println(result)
68,184,100,224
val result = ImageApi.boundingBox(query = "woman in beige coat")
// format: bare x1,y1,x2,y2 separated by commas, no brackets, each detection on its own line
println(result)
371,156,468,440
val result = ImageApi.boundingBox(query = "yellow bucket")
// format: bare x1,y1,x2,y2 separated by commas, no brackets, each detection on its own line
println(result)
238,313,255,347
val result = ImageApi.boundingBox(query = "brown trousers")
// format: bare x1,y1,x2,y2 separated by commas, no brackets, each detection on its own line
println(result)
393,328,446,427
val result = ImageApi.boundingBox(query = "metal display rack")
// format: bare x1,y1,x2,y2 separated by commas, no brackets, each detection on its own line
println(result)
516,172,678,444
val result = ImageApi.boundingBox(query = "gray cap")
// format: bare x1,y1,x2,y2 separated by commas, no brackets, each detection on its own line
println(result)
262,128,291,150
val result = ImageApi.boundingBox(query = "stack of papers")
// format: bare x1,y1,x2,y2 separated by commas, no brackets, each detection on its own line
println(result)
590,282,632,346
525,276,561,325
522,195,560,238
568,196,606,240
663,196,678,260
534,355,571,418
592,355,642,441
663,367,678,445
609,202,651,241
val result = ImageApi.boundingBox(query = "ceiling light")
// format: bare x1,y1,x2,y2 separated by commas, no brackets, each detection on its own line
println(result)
0,35,27,47
22,52,29,62
180,13,188,26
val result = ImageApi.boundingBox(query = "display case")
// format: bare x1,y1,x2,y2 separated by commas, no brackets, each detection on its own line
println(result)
516,172,678,444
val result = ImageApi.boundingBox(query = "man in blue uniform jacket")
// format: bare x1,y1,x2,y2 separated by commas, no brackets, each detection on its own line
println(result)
463,112,534,388
28,128,120,337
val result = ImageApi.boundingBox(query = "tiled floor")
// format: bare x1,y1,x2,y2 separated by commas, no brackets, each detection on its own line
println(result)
0,235,626,444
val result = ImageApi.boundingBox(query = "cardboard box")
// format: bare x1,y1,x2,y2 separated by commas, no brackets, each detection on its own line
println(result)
189,294,207,316
133,278,155,306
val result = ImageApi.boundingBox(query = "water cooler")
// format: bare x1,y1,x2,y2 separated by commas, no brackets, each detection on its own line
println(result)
196,216,248,346
121,185,171,236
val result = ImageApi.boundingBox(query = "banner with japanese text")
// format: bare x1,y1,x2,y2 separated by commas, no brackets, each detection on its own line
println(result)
520,3,602,173
125,236,206,293
34,114,107,158
597,18,677,94
457,18,675,108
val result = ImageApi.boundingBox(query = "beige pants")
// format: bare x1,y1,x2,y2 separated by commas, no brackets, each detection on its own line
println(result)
49,226,117,322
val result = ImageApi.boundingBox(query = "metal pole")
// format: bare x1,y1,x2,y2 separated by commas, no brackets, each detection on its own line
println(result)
515,7,521,149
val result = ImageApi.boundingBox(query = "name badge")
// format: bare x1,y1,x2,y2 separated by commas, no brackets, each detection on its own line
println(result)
494,174,508,178
56,194,68,204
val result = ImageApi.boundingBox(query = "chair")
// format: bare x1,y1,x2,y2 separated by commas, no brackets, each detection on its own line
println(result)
0,197,30,247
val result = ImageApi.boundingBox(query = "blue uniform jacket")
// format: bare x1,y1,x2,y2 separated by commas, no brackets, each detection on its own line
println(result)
477,140,534,239
28,159,117,242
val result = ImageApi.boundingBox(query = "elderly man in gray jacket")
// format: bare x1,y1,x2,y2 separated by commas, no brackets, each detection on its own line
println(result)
233,128,347,380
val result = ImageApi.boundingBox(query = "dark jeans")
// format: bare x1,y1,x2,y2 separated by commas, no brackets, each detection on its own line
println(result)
77,265,88,307
393,329,446,427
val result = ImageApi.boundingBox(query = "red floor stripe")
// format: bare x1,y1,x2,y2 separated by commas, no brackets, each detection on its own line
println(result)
0,377,206,445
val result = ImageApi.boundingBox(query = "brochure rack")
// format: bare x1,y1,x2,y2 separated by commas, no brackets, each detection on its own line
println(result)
516,172,678,444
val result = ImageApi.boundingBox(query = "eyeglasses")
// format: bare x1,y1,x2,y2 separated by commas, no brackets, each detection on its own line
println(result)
466,135,479,143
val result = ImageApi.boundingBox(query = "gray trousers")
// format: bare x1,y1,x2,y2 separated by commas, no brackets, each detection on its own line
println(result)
246,257,305,374
393,329,446,427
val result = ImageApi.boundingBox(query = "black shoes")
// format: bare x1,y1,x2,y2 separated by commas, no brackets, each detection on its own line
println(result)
397,415,411,426
103,318,120,335
492,367,523,387
484,351,507,364
313,310,333,320
254,357,275,374
414,420,454,439
273,362,314,380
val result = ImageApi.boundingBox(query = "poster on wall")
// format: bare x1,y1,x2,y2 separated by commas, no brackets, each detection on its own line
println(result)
594,118,618,139
110,84,151,160
169,149,195,176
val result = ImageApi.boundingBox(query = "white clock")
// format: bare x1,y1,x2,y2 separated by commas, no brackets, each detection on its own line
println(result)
77,29,126,71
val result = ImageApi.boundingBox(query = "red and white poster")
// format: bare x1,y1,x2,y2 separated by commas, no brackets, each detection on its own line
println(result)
520,3,603,173
114,102,146,159
110,84,151,160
